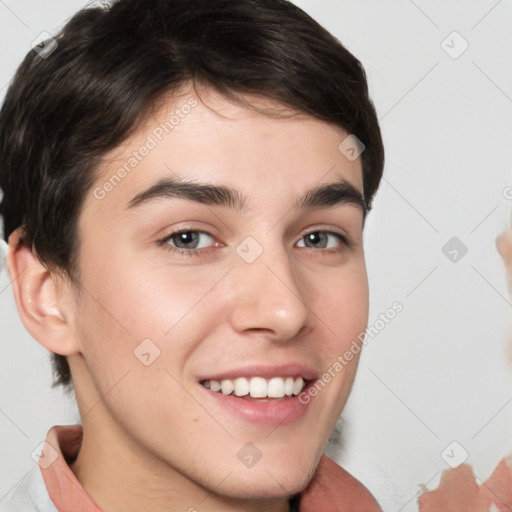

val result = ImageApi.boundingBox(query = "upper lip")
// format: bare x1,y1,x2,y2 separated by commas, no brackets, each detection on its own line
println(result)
197,363,318,382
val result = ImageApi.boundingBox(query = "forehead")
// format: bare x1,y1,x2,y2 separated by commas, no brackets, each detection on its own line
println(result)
83,84,364,219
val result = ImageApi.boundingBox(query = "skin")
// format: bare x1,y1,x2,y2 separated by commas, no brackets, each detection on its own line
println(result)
8,82,369,511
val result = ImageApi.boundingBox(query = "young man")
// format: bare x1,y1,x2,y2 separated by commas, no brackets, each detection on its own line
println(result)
0,0,385,510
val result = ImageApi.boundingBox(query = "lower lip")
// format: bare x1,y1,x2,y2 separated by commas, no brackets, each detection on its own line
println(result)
198,381,316,426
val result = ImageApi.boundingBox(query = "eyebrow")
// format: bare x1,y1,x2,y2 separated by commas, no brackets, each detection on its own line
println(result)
126,175,367,219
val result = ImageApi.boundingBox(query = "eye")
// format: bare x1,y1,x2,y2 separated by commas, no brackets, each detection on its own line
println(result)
157,229,217,257
297,230,349,254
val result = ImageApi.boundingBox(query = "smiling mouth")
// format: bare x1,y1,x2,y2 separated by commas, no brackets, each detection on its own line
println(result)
199,376,309,401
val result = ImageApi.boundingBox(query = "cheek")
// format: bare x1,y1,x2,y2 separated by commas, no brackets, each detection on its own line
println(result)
75,252,225,382
81,241,205,334
73,274,202,429
319,259,369,353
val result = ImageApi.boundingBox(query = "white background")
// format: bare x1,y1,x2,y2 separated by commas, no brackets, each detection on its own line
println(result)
1,1,512,510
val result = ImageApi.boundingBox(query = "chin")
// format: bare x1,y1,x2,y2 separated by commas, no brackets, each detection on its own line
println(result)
216,472,313,501
210,449,320,500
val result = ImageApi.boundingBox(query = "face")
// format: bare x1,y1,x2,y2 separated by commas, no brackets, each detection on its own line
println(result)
67,83,369,502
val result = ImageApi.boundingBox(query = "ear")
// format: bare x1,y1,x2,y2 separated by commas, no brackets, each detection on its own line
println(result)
6,228,80,356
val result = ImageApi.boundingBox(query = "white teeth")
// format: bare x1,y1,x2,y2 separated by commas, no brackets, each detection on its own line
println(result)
292,376,304,396
234,377,250,397
284,377,294,396
220,379,234,395
202,376,308,398
249,377,267,398
210,380,221,392
267,377,285,398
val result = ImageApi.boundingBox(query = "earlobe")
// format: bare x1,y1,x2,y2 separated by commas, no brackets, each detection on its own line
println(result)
6,228,80,356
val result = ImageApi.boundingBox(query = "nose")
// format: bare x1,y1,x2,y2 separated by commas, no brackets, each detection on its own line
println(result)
227,241,311,342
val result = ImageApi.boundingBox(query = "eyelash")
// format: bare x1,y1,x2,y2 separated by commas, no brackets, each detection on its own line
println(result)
156,227,351,257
